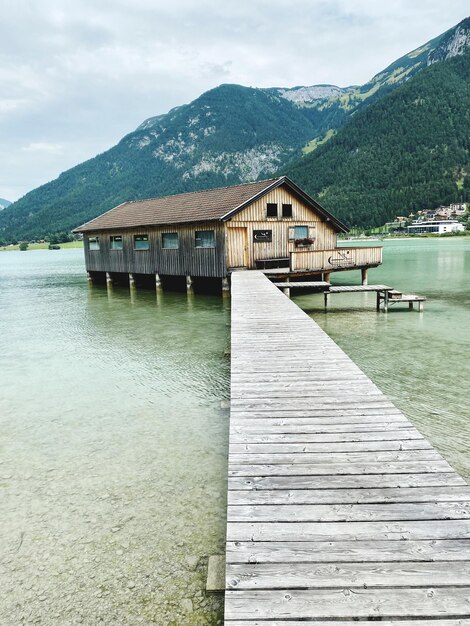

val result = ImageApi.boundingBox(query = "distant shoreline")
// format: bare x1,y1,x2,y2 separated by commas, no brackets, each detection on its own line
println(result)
0,241,83,252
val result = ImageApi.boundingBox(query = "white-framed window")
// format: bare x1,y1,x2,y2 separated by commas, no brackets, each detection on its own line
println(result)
134,234,149,250
110,235,123,250
89,236,100,251
162,232,179,249
195,230,216,248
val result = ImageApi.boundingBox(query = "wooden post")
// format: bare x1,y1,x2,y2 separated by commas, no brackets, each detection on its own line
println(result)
129,273,136,288
186,275,194,294
376,291,381,310
361,268,368,285
155,273,162,293
323,272,331,284
282,277,290,299
106,272,113,286
324,291,329,309
409,301,413,310
383,289,389,312
418,301,424,312
222,277,230,296
87,271,93,282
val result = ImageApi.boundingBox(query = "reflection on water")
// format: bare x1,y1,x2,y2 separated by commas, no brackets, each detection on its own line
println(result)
295,238,470,479
0,250,229,625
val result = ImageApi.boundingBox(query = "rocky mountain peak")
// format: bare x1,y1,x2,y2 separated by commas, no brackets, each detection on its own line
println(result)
277,84,351,104
428,17,470,65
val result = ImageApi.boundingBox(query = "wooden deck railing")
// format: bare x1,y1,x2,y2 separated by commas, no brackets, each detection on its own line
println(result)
290,246,382,272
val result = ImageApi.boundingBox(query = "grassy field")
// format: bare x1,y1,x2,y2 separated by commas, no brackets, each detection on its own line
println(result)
0,241,84,252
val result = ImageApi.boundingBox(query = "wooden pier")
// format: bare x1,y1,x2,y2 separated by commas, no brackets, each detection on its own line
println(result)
225,270,470,624
271,281,426,311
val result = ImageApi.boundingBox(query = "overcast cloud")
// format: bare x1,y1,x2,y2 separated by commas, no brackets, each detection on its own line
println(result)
1,0,468,201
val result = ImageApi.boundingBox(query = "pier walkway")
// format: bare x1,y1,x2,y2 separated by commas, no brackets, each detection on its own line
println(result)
225,270,470,624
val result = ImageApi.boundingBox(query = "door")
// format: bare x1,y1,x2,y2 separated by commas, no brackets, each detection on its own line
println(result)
227,227,248,268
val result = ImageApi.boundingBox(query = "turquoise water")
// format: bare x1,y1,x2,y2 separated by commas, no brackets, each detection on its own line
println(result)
0,250,229,625
294,237,470,479
1,239,469,624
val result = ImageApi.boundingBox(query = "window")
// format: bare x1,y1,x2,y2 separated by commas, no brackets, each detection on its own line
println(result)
162,232,179,249
195,230,216,248
134,234,150,250
282,203,293,218
294,225,309,239
110,235,123,250
266,203,278,218
89,236,100,251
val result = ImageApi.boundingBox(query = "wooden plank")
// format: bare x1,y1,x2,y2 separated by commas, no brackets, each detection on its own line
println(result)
228,473,466,491
226,561,470,589
226,539,470,563
228,460,452,476
228,485,470,505
227,501,470,523
224,587,470,620
229,440,431,452
226,621,470,626
228,450,441,465
227,519,470,542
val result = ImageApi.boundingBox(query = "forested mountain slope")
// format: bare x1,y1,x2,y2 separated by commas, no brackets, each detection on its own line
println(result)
286,51,470,227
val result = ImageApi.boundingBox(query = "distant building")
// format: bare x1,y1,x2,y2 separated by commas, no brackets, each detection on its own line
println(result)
407,220,465,234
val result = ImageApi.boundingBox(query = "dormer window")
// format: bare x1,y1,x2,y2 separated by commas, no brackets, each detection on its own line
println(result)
266,203,277,218
282,203,293,218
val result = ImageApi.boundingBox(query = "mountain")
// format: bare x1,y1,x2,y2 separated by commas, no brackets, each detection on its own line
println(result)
285,49,470,227
0,198,11,211
0,17,469,241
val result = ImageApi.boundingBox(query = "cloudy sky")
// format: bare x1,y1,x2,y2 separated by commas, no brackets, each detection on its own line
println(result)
1,0,468,202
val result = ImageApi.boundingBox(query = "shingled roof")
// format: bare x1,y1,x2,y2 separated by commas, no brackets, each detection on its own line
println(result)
73,176,348,233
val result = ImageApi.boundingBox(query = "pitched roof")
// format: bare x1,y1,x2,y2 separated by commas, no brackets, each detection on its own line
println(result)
73,176,348,233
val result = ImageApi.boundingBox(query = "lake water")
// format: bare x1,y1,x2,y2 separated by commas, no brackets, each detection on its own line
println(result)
295,237,470,479
1,238,469,625
0,250,229,625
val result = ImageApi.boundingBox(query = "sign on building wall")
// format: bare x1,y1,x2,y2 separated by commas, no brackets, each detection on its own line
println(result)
253,230,272,243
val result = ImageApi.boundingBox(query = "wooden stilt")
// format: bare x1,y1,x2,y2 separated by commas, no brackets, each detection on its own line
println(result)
155,273,162,293
323,272,331,284
418,301,424,312
409,301,413,310
129,273,136,288
87,271,93,282
222,277,230,296
376,291,381,310
106,272,113,286
383,289,389,312
361,268,368,285
324,291,329,309
186,275,194,294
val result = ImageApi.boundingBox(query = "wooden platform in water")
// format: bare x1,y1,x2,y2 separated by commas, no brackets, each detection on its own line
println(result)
329,284,391,293
271,281,330,289
225,270,470,624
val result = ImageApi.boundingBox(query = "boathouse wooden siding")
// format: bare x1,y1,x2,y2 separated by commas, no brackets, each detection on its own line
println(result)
227,186,337,269
75,176,361,279
83,222,226,277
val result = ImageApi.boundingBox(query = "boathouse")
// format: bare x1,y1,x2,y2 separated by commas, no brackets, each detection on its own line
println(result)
73,176,382,289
